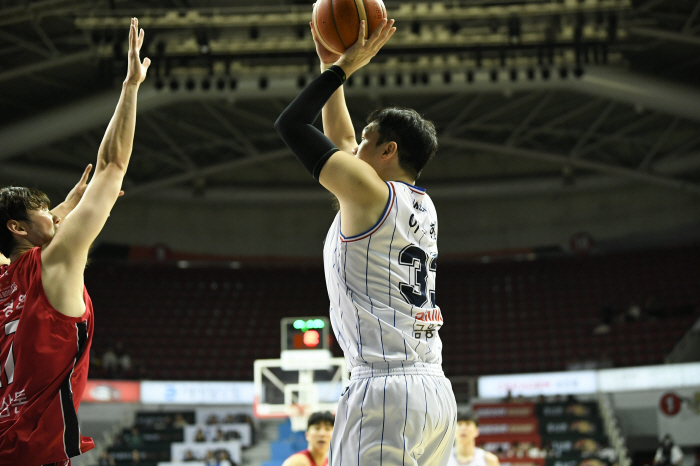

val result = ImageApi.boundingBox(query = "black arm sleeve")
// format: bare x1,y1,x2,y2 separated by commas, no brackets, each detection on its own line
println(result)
274,65,347,180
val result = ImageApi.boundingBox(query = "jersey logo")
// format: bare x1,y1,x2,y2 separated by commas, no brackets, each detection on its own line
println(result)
0,282,17,300
412,199,427,212
413,308,443,339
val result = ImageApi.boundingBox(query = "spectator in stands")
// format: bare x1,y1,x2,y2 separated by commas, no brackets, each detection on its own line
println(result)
207,414,219,425
205,450,217,466
213,428,225,442
173,413,188,428
183,449,197,461
102,346,119,378
504,390,514,403
217,450,234,466
625,301,642,322
593,302,614,335
654,435,683,466
195,428,207,442
98,451,116,466
282,411,334,466
126,427,142,449
129,449,142,465
447,412,500,466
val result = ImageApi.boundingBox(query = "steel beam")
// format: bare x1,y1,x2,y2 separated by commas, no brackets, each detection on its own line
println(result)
440,137,700,195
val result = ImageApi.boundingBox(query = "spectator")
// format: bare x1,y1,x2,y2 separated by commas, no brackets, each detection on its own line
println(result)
654,435,683,466
98,451,116,466
173,413,188,428
205,450,217,466
130,449,141,465
213,428,225,442
195,428,207,442
126,427,142,449
218,450,234,466
102,346,119,378
207,414,219,425
504,390,514,403
625,301,642,322
183,449,197,461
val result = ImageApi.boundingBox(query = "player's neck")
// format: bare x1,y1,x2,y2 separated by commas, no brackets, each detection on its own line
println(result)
456,442,476,460
377,164,415,186
308,447,327,465
9,243,34,263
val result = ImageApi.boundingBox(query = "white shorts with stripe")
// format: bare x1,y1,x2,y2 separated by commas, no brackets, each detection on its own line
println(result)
329,362,457,466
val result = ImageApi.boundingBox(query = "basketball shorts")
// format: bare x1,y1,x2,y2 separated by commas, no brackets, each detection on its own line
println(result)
329,362,457,466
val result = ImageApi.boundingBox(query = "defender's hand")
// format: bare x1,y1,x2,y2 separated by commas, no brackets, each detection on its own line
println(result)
335,19,396,77
125,17,151,85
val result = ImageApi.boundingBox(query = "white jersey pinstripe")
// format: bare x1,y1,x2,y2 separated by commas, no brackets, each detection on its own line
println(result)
322,181,444,371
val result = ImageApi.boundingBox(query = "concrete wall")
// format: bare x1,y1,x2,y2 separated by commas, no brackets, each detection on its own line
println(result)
96,182,700,257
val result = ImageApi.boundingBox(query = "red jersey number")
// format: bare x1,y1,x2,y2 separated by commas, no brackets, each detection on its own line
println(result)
1,319,19,387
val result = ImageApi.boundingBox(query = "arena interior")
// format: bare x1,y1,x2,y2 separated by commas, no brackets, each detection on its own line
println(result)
1,0,699,465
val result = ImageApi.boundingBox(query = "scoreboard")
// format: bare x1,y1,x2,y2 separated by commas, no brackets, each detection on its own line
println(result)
281,316,330,352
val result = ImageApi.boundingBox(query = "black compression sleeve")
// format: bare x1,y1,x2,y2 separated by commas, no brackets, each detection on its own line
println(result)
274,65,347,180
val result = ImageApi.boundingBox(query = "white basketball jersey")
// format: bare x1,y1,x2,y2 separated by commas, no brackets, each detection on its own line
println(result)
448,447,488,466
322,181,443,371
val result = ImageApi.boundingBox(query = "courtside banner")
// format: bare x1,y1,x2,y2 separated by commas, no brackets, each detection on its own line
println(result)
474,403,535,418
141,381,255,404
83,380,141,403
500,460,545,466
478,371,597,398
478,418,539,435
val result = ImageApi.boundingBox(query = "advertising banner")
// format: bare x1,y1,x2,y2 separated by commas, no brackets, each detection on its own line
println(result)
475,403,536,418
141,381,255,404
537,402,598,418
540,418,603,436
83,380,140,403
478,371,597,398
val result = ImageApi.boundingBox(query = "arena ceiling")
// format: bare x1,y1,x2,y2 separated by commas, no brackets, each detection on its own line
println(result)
2,0,700,202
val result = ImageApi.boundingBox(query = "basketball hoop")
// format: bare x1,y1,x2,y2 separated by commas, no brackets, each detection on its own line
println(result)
286,403,311,432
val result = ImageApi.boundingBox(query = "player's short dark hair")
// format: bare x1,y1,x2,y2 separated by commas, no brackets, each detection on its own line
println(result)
0,187,51,258
307,411,334,430
367,107,438,180
456,411,479,425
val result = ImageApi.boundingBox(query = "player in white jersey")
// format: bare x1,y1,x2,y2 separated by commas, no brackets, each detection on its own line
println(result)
448,412,500,466
275,15,457,466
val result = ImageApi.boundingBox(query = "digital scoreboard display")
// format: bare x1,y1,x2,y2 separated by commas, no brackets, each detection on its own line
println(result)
281,317,330,351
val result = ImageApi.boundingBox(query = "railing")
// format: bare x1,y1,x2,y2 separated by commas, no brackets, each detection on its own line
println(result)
598,392,632,466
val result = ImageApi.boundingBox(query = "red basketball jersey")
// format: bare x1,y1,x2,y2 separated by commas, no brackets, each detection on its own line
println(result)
298,449,329,466
0,247,95,465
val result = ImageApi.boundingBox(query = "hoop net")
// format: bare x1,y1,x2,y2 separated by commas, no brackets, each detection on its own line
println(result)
286,403,311,432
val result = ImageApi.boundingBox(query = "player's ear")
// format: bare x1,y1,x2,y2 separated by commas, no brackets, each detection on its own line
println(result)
382,141,398,160
7,220,27,237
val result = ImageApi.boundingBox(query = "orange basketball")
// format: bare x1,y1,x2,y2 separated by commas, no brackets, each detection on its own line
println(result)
312,0,387,55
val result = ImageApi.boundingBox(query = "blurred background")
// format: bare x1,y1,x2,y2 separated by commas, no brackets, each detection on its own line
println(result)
1,0,699,465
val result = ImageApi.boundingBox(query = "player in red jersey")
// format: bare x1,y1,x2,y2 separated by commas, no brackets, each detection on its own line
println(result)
282,411,335,466
0,17,150,466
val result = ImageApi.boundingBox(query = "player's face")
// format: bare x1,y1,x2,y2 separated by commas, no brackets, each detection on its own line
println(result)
455,420,479,445
24,207,59,247
306,421,333,454
353,124,385,171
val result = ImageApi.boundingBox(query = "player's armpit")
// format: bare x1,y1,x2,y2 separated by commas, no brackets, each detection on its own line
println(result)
319,150,389,236
41,165,125,317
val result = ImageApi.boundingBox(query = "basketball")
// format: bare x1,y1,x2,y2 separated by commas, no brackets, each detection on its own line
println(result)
312,0,387,55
